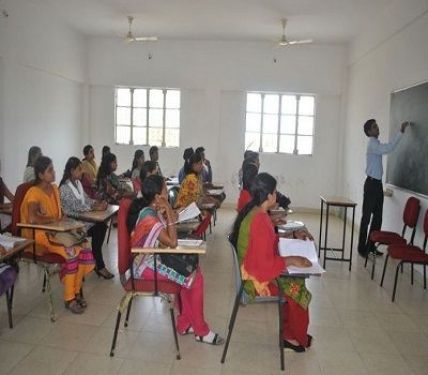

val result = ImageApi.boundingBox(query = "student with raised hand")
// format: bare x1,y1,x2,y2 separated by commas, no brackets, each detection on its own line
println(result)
59,157,113,280
231,173,313,352
20,156,95,314
149,146,163,177
128,175,224,345
358,119,409,257
96,153,134,204
178,148,194,184
23,146,42,183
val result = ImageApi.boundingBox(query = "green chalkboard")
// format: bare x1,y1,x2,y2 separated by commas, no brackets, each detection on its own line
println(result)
386,81,428,196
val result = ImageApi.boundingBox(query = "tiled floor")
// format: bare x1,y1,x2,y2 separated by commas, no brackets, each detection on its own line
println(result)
1,209,428,374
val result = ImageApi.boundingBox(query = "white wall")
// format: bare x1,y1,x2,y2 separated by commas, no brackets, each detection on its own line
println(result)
0,0,86,190
343,2,428,246
88,38,347,207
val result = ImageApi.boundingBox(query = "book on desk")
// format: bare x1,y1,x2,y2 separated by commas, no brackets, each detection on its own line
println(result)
0,234,28,251
278,238,325,275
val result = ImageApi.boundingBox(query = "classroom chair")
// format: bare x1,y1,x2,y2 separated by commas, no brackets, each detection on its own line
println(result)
0,263,17,328
380,208,428,302
366,196,420,279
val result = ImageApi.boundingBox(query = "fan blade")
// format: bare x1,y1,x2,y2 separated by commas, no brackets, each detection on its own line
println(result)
134,36,158,42
288,39,313,45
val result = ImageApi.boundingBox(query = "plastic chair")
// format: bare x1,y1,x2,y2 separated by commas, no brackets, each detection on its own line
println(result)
221,235,286,371
109,198,182,359
132,178,141,195
0,264,17,328
380,208,428,302
12,182,65,322
366,197,421,279
191,213,212,241
168,186,180,208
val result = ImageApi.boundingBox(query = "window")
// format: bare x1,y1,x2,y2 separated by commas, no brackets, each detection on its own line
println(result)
245,92,315,155
115,87,180,147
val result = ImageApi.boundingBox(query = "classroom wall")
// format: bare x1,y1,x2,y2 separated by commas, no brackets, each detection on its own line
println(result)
87,39,347,208
0,0,86,190
343,2,428,246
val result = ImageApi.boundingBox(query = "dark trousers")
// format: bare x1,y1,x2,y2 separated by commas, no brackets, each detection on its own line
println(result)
87,223,108,270
358,177,384,254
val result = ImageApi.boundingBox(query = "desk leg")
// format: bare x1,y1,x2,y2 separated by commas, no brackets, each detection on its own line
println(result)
318,200,324,258
349,207,355,271
323,205,330,269
341,207,347,260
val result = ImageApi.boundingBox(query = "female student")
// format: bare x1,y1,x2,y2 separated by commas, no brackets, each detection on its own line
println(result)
0,173,14,231
131,150,145,180
20,156,94,314
175,153,219,209
81,145,98,185
129,175,224,345
237,163,258,212
23,146,42,183
231,173,313,352
96,153,134,204
59,157,113,279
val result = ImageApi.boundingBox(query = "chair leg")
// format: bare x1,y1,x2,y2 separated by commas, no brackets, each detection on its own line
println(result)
107,219,113,244
392,262,402,302
371,252,376,280
221,283,244,364
5,285,15,329
44,268,57,322
109,310,122,357
380,254,389,287
169,304,181,360
277,288,285,371
42,271,47,293
424,265,427,290
364,251,369,268
124,295,133,327
411,263,414,285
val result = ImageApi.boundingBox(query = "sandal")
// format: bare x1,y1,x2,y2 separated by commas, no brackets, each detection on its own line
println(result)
196,333,225,346
283,339,305,353
180,326,194,335
75,294,88,309
65,299,85,314
307,334,313,348
95,267,114,280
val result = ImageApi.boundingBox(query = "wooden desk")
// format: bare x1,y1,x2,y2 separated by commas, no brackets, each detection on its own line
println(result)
132,244,206,255
75,205,119,223
318,195,357,271
17,218,85,232
0,239,34,262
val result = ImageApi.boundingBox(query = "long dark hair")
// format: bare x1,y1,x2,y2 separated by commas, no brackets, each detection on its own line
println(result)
34,156,53,185
131,149,144,171
60,157,81,187
184,152,202,175
83,145,93,158
27,146,42,167
242,163,258,191
230,173,277,246
97,152,116,184
102,145,110,158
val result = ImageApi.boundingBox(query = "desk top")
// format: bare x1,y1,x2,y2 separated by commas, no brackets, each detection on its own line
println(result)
0,239,34,261
76,205,119,223
17,218,85,232
132,244,206,255
320,195,357,207
0,203,12,215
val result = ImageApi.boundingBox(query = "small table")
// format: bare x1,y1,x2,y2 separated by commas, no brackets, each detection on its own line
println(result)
318,195,357,271
17,218,85,232
0,238,34,262
75,205,119,223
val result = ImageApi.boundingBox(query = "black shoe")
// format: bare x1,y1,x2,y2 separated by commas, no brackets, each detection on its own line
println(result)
374,250,383,256
283,340,305,353
358,250,368,258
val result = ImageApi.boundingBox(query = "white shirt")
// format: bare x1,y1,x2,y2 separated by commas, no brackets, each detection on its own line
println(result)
366,132,403,180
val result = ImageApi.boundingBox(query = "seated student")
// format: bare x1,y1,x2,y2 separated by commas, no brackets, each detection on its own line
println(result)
175,153,220,210
81,145,98,185
20,156,95,314
149,146,163,177
0,253,17,304
231,173,313,352
178,148,194,184
237,163,258,212
23,146,42,183
195,147,212,184
130,149,145,179
238,150,259,189
102,145,111,160
0,173,15,231
96,153,134,204
128,174,224,345
59,157,113,280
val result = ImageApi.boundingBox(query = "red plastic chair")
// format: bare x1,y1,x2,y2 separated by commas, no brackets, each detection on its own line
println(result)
365,197,421,279
109,198,182,359
191,213,212,241
132,178,141,195
12,182,65,322
380,209,428,301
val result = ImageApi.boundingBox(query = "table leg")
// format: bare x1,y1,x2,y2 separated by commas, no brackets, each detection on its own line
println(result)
341,207,347,260
323,204,330,269
318,200,324,258
349,207,355,271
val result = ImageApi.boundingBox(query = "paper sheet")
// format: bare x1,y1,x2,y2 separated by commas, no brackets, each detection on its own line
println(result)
176,202,201,223
177,239,203,247
207,189,224,195
0,234,27,251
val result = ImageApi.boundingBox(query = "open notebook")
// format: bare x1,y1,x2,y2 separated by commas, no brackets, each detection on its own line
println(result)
176,202,201,223
0,234,27,251
278,238,325,275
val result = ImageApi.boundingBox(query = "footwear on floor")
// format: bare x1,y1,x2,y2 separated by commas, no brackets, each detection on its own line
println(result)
65,299,85,314
195,331,225,345
95,267,114,279
283,339,305,353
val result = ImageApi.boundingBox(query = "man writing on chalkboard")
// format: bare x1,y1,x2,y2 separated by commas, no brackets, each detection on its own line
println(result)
358,119,409,257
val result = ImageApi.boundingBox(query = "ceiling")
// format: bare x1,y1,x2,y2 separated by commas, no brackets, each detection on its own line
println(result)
31,0,393,43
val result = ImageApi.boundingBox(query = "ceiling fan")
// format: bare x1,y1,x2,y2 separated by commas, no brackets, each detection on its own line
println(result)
277,18,313,46
124,15,157,43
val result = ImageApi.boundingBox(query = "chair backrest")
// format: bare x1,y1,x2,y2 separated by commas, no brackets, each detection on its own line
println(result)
132,178,141,195
423,209,428,251
403,197,420,228
11,183,32,236
168,186,179,207
192,213,212,238
117,198,133,278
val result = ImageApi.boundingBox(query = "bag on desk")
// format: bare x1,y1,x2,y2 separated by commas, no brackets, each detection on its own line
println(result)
46,230,86,248
159,253,199,277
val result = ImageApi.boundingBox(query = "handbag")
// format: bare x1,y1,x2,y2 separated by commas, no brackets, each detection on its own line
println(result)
159,253,199,277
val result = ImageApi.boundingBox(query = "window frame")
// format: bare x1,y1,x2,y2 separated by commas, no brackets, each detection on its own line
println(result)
245,91,316,156
114,86,181,147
